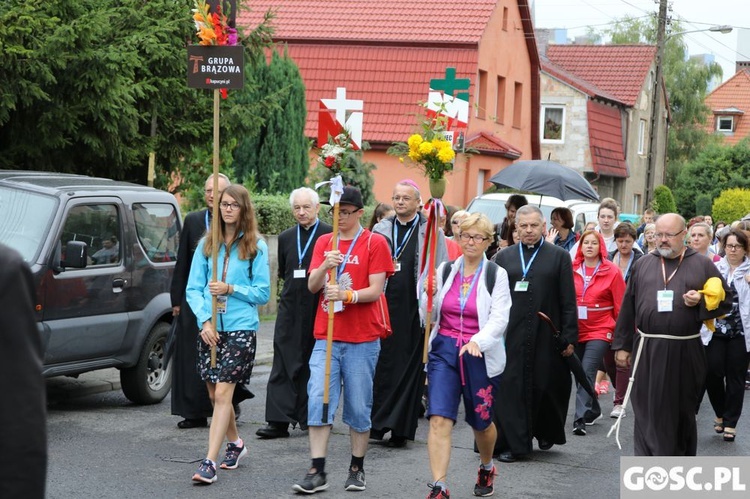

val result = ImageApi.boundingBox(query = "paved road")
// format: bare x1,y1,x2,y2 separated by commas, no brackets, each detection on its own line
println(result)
45,320,749,498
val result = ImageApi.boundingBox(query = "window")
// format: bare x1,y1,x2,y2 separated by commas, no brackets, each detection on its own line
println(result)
62,204,121,266
632,194,642,214
133,203,180,263
638,119,646,154
513,82,523,128
496,76,506,124
477,70,488,119
541,105,565,142
717,116,734,133
476,169,489,196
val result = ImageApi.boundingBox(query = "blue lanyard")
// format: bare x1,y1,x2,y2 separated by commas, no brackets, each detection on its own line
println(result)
459,259,484,314
392,216,418,259
580,261,601,301
519,240,543,281
297,219,320,268
337,227,363,280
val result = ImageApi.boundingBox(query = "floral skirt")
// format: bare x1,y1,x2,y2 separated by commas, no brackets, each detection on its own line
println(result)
196,329,256,384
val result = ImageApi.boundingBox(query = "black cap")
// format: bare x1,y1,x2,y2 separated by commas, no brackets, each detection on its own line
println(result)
326,186,363,209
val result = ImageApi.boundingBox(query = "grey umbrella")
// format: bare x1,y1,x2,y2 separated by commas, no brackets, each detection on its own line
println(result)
489,160,599,201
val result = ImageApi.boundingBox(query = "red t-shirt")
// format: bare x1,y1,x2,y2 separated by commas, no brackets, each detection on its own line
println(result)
310,229,394,343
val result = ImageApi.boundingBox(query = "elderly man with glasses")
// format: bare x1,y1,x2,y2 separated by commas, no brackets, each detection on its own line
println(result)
613,213,732,456
371,179,448,448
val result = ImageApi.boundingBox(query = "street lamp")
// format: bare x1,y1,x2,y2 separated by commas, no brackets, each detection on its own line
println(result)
643,19,733,207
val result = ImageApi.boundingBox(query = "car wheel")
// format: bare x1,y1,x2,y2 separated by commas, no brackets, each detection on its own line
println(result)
120,322,172,404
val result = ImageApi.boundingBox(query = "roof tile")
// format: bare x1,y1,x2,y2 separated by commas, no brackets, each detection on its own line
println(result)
587,100,628,178
237,0,497,44
704,69,750,145
546,45,656,107
277,44,477,143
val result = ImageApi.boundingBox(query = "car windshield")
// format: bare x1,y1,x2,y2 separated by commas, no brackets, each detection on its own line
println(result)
0,186,58,263
468,198,558,225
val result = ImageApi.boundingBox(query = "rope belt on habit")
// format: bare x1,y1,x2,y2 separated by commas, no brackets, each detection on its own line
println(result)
607,329,702,449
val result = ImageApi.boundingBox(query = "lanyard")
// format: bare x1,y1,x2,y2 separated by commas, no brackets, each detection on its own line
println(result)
519,240,543,281
392,216,418,259
337,226,363,280
580,261,601,301
459,259,484,314
204,210,210,230
660,249,685,290
221,244,231,281
297,219,320,268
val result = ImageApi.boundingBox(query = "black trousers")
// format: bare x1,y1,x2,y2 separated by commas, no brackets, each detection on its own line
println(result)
705,334,750,428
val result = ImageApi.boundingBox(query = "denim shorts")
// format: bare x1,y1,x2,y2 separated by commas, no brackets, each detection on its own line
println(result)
307,339,380,432
426,333,499,431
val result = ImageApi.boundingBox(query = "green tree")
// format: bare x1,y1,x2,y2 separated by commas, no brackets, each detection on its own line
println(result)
0,0,278,186
673,139,750,217
652,184,677,214
233,48,308,193
601,17,723,185
712,188,750,223
308,143,377,207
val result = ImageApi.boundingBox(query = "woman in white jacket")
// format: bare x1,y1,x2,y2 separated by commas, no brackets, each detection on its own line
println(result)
703,229,750,442
423,213,511,499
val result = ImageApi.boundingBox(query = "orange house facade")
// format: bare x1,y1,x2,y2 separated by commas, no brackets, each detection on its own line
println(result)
238,0,540,208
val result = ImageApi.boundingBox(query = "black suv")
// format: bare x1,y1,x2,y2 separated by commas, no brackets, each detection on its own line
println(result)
0,170,180,404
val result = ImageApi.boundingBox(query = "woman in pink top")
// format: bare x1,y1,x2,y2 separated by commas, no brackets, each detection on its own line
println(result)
422,213,511,499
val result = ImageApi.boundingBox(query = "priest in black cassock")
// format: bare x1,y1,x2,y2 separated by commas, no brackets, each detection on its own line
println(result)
256,187,331,439
613,213,732,456
170,174,251,428
1,243,47,499
493,205,578,462
371,180,448,447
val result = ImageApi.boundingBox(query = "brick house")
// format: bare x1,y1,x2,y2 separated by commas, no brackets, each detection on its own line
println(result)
238,0,540,207
703,69,750,145
539,45,668,213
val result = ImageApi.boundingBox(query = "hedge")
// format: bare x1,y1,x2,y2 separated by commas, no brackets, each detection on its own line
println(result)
712,188,750,224
252,193,376,235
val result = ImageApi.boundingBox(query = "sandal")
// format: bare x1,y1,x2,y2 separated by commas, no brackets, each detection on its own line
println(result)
714,418,724,434
723,427,736,442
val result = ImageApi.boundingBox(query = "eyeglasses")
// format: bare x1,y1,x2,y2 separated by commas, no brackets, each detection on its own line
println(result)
725,244,744,251
293,204,314,212
654,230,685,240
459,233,489,243
335,209,361,219
391,196,414,203
220,202,240,211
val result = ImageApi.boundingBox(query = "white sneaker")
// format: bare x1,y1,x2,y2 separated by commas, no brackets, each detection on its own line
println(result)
610,405,625,418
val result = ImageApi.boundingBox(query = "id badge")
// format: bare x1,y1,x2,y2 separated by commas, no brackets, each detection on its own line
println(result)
216,294,228,314
514,281,529,292
657,290,674,313
293,268,306,279
577,305,588,320
394,260,401,272
333,300,343,313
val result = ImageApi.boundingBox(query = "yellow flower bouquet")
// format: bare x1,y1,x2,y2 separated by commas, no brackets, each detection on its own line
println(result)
388,112,455,182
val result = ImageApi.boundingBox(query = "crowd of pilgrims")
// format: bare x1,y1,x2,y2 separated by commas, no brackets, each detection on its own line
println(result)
173,175,750,498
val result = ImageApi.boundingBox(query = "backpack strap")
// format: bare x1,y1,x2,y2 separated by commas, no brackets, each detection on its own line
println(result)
484,260,499,292
441,259,498,292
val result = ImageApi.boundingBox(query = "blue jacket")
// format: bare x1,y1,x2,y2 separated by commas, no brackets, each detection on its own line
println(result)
186,236,270,332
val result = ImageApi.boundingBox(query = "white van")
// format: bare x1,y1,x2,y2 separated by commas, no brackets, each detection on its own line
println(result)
466,193,600,234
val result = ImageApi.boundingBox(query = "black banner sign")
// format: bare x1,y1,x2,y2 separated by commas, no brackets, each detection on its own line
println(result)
187,45,244,89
